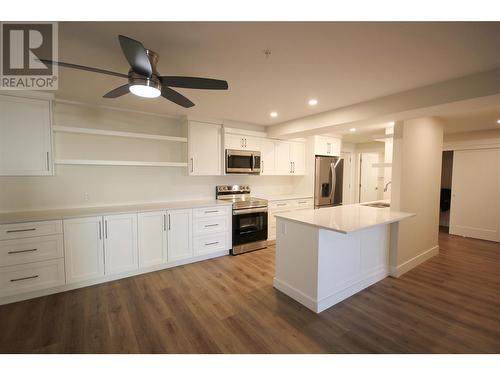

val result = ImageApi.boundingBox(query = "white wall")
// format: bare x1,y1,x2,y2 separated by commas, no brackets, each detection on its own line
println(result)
0,102,296,212
390,117,444,277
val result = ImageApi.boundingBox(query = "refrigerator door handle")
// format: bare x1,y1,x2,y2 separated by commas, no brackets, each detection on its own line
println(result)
329,162,336,204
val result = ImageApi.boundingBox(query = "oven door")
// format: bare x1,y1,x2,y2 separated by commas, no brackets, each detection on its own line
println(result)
226,149,260,174
232,207,268,246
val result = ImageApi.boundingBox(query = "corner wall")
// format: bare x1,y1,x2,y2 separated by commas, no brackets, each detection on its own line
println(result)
390,117,444,277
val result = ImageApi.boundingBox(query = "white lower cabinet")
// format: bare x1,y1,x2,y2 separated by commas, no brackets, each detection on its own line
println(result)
167,209,193,262
104,214,138,275
268,198,314,240
0,259,65,297
63,216,105,284
138,211,168,268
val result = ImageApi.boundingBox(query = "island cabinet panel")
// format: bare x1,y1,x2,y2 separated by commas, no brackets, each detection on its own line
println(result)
274,217,392,313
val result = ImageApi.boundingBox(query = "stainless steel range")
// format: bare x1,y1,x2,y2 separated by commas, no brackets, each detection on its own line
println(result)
216,185,268,255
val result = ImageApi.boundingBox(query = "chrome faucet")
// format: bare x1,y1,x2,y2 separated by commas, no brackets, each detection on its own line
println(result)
384,181,392,192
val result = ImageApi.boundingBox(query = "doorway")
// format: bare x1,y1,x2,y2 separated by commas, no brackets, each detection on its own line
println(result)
359,152,379,202
440,151,453,232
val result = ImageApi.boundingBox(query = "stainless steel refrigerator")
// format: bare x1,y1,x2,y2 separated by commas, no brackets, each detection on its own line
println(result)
314,156,344,208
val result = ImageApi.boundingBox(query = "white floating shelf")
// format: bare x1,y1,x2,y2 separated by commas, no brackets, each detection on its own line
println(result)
53,125,188,143
372,162,392,168
55,159,188,167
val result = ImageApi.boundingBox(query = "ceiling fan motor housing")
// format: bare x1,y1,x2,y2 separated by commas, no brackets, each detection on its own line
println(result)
128,49,161,90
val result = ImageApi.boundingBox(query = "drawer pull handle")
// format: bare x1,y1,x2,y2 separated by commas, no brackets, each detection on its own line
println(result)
204,224,219,227
205,241,219,246
276,203,287,206
298,201,308,204
6,228,36,233
204,210,219,214
8,248,37,255
10,275,39,282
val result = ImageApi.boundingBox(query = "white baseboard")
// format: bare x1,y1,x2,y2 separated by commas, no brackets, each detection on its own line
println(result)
316,267,389,313
273,278,317,312
390,245,439,278
274,267,389,313
0,250,229,306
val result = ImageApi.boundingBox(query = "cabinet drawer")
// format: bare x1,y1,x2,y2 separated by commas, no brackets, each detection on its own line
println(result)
294,198,314,209
193,206,228,219
193,233,228,255
0,258,65,297
0,220,62,240
0,234,63,267
269,200,294,211
193,216,227,236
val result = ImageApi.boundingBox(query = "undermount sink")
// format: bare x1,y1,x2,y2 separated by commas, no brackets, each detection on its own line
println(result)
362,202,391,208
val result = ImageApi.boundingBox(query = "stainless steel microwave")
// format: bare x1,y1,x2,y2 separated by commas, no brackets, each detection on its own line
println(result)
226,149,261,174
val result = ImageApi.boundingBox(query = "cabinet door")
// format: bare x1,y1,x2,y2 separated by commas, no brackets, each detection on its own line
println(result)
329,138,341,156
104,214,138,275
167,209,193,262
0,95,52,176
138,211,168,268
290,142,306,175
63,216,104,284
244,136,261,151
188,121,222,176
275,141,292,175
260,139,276,175
224,134,245,150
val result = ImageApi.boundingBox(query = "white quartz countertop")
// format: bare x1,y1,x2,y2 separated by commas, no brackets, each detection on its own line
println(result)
274,203,415,234
255,194,313,202
0,200,232,225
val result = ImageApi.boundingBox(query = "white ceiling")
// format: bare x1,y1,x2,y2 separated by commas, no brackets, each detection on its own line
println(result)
55,22,500,126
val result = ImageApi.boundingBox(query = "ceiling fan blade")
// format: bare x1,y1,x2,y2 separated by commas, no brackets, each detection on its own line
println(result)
161,76,228,90
103,84,130,98
118,35,152,77
161,86,194,108
39,59,128,78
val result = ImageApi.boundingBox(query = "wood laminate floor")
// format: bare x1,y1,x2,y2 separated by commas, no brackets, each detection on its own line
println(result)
0,231,499,353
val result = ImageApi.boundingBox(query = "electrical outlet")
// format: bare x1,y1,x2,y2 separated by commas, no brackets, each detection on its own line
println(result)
83,192,90,201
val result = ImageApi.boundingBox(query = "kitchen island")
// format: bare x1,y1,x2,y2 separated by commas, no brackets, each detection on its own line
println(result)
274,204,414,313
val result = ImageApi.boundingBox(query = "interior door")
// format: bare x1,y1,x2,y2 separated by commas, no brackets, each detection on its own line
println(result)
450,149,499,242
104,214,139,275
359,153,379,202
167,209,193,262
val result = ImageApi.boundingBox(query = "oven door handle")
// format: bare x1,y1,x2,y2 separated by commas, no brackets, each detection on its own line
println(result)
233,207,268,215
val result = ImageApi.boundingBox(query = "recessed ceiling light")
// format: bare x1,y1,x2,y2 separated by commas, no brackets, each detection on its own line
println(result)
308,99,318,106
497,119,500,124
388,121,395,126
270,111,278,118
349,128,357,132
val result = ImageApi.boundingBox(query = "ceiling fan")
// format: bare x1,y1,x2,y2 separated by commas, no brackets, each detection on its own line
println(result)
40,35,229,108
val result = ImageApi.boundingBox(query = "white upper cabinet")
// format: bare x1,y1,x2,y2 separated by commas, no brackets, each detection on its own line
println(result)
138,211,168,268
188,121,222,176
104,213,139,276
63,216,105,284
313,136,341,157
260,139,276,175
0,94,53,176
224,133,261,151
167,209,193,262
290,142,306,175
275,141,306,175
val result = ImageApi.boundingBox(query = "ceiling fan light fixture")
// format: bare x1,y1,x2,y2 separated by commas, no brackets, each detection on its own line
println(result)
129,76,161,98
